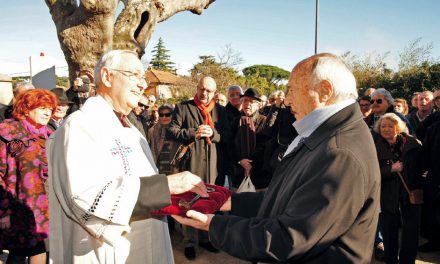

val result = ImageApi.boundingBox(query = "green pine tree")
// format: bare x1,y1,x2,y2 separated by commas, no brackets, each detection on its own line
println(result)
150,37,175,72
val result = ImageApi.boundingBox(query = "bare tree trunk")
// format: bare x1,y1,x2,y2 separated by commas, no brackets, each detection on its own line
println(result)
44,0,215,83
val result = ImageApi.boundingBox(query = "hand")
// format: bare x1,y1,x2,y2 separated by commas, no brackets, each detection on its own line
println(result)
391,161,403,173
220,197,231,211
167,171,208,198
0,215,10,230
172,210,214,231
239,159,252,175
196,125,213,139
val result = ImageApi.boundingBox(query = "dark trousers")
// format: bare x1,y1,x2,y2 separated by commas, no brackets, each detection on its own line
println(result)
382,204,421,264
421,200,440,244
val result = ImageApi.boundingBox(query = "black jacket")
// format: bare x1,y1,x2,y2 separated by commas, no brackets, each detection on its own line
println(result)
422,120,440,202
209,103,380,263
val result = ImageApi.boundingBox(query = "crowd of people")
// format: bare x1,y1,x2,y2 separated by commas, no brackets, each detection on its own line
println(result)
0,50,439,264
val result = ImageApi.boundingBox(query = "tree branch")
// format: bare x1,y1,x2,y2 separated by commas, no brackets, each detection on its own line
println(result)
113,0,159,57
155,0,216,22
44,0,77,23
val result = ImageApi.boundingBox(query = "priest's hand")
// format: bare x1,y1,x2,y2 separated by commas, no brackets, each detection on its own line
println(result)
172,210,214,231
167,171,209,198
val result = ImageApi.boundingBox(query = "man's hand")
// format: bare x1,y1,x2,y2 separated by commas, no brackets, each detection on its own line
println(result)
167,171,208,197
0,215,10,230
196,125,213,139
220,197,231,211
239,159,252,176
172,210,214,231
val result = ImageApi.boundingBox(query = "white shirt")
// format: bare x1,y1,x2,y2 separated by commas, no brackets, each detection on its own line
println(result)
284,99,356,157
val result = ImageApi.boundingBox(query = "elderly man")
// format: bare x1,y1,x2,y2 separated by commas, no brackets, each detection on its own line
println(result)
174,53,381,263
214,93,227,107
127,93,149,138
368,88,413,134
407,91,433,139
48,87,71,131
231,88,270,189
433,89,440,111
47,50,208,263
0,81,35,121
168,76,230,260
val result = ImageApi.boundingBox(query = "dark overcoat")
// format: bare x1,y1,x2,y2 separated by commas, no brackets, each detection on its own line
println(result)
375,133,423,212
209,103,381,263
168,99,231,184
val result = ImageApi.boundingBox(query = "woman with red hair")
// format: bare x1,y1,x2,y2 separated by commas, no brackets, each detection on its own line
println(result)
0,89,57,264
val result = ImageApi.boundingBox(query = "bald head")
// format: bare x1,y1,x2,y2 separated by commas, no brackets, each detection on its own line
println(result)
285,53,357,120
196,76,217,105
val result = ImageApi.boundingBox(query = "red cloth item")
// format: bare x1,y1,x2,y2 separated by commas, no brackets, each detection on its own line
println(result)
193,95,215,145
151,184,231,217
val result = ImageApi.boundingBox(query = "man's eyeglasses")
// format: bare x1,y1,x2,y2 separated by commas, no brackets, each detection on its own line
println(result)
159,113,172,118
370,99,383,104
110,68,148,87
138,102,148,109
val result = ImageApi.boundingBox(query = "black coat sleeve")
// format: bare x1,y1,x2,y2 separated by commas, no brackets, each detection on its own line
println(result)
131,175,171,220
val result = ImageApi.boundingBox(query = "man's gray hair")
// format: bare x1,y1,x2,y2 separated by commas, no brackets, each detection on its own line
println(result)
372,88,395,106
94,50,138,86
310,54,358,103
13,81,34,95
227,85,243,95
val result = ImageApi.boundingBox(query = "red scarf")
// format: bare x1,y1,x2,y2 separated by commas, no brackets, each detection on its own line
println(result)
194,95,215,145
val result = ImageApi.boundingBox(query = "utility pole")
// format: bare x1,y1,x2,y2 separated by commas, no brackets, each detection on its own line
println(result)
315,0,319,54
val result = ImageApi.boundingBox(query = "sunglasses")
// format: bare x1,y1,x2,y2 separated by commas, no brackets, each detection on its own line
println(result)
159,113,171,117
138,102,148,108
370,99,383,104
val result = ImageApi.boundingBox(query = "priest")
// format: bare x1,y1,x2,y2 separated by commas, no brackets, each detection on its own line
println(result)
47,50,208,263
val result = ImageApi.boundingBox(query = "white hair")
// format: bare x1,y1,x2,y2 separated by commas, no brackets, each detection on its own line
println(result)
227,85,243,94
310,54,358,103
94,50,138,86
372,88,395,106
13,81,34,95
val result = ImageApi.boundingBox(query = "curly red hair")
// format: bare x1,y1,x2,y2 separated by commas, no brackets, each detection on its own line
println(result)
12,89,58,120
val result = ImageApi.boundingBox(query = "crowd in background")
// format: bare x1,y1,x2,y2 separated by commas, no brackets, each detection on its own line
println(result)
0,67,439,263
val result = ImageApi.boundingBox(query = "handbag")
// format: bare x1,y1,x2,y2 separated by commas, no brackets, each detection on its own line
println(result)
237,174,256,193
396,171,423,205
170,141,195,168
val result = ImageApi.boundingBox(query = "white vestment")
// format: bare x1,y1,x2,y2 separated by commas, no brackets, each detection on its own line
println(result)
47,96,173,263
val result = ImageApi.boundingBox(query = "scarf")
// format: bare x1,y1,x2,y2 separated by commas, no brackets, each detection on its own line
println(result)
237,115,257,159
22,118,51,139
151,123,168,161
194,95,215,145
114,111,131,128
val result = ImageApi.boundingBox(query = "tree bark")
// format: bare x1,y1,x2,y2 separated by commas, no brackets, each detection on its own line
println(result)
44,0,215,83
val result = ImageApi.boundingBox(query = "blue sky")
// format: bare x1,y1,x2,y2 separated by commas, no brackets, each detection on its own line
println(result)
1,0,439,76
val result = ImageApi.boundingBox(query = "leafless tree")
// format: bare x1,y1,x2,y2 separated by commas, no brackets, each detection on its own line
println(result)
45,0,215,81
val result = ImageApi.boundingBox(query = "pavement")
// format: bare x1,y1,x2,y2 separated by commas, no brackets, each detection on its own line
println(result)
1,229,439,264
169,223,440,264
